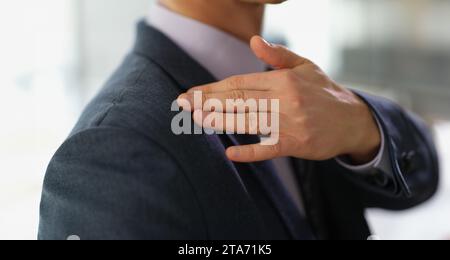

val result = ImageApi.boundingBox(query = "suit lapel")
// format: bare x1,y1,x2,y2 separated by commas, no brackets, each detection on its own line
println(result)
133,21,217,90
230,134,314,240
133,22,271,239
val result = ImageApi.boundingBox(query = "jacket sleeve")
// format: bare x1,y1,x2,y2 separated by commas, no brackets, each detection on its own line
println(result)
331,91,439,210
38,127,206,240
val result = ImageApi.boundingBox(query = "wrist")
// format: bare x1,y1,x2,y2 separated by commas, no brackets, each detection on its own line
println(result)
346,99,381,165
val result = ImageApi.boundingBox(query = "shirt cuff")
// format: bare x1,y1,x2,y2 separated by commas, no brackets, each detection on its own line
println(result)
335,114,392,175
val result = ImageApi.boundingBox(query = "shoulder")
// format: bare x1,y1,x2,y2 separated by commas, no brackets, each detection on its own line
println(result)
50,52,188,178
46,126,181,185
39,53,208,239
50,49,187,178
72,53,182,140
40,126,206,239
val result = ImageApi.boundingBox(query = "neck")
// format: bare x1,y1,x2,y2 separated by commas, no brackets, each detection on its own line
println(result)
159,0,265,42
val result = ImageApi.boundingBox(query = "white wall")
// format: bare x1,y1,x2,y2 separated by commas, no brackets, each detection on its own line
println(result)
0,0,79,240
76,0,150,100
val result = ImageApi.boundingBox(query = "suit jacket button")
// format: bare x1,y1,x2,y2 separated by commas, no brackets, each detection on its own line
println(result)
374,170,389,186
400,151,416,173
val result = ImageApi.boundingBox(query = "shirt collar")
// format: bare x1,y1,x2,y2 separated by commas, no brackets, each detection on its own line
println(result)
146,3,266,81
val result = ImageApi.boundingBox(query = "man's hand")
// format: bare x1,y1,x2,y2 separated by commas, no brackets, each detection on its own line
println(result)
178,36,381,163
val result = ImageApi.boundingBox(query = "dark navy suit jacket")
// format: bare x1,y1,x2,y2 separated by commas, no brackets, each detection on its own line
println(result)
38,22,439,240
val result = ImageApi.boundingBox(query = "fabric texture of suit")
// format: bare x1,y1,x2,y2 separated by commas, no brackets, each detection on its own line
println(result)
38,22,439,240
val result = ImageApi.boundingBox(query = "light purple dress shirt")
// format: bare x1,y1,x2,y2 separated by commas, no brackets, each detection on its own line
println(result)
147,3,392,215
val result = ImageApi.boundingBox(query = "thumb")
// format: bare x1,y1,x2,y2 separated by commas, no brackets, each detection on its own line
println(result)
250,36,311,69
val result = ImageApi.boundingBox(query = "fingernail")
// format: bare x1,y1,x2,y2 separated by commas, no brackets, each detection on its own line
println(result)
261,37,273,47
181,93,194,103
177,93,194,111
227,148,240,159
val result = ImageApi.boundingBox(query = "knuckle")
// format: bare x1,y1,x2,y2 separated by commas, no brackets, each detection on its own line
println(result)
231,90,246,100
270,142,282,156
227,76,244,89
290,95,304,109
201,85,212,93
282,70,299,84
292,115,303,125
301,117,313,131
246,146,256,158
202,93,211,105
301,133,314,147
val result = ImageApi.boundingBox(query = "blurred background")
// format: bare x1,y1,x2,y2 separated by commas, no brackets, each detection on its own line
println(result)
0,0,449,240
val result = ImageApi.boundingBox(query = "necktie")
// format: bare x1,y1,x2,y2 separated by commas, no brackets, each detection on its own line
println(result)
219,133,315,240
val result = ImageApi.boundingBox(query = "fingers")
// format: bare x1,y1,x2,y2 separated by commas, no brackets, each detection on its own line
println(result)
188,70,281,94
226,142,282,162
192,110,276,135
192,110,284,162
178,90,277,112
250,36,312,69
178,70,287,113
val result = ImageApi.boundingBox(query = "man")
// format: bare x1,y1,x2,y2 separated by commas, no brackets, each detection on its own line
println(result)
38,0,439,240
